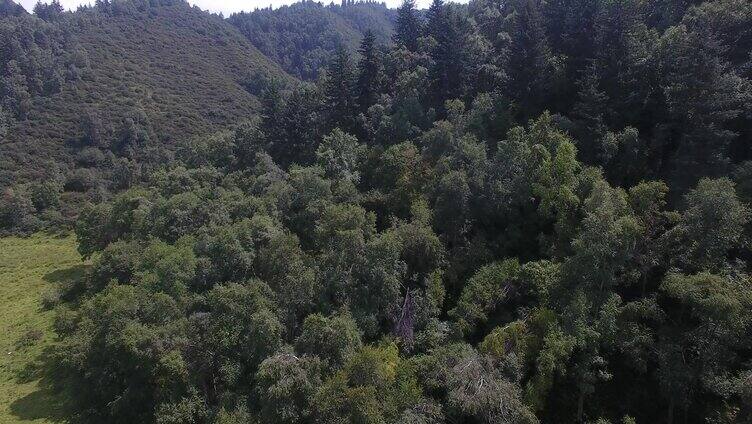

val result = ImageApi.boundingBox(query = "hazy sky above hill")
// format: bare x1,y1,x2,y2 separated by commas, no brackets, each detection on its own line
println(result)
19,0,440,14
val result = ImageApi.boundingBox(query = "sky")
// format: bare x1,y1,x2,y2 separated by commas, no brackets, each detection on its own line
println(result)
17,0,437,15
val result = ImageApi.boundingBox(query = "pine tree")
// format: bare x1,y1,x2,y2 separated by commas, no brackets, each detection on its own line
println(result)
393,0,421,52
324,45,357,133
0,106,9,140
543,0,599,111
356,31,382,114
424,0,445,42
259,77,286,151
34,0,64,22
506,0,554,120
278,84,323,166
425,0,448,112
425,1,467,114
572,66,610,165
592,0,641,104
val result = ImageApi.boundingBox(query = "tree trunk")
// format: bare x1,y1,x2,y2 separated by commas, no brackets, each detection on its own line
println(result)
667,396,675,424
641,275,647,296
577,391,585,423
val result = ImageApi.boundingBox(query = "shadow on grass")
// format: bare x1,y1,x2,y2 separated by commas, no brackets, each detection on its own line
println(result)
46,230,74,240
43,264,89,285
10,346,75,423
44,264,91,306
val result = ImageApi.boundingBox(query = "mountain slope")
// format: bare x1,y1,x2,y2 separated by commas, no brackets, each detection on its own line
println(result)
229,1,395,80
0,0,291,188
0,0,26,18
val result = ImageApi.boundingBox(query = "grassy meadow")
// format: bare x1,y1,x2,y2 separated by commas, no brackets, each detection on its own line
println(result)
0,234,84,424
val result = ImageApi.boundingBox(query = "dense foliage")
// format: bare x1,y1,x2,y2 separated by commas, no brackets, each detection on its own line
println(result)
229,1,395,80
4,0,752,422
0,0,287,233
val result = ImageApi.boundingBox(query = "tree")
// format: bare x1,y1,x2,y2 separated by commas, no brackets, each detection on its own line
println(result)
264,83,324,167
0,187,36,233
658,26,752,193
356,30,382,114
259,77,286,151
656,271,752,423
312,342,424,423
393,0,421,52
187,282,282,403
1,60,31,119
34,0,64,21
425,0,469,112
255,354,323,424
566,180,641,295
664,178,749,271
0,0,26,17
29,180,62,211
316,129,365,183
324,45,357,134
551,180,643,421
56,285,187,424
80,110,109,148
572,66,610,166
295,312,362,367
542,0,599,110
278,84,324,165
193,221,256,286
450,259,521,337
113,111,154,157
446,351,539,423
424,0,445,42
0,105,9,139
505,0,555,120
75,202,113,258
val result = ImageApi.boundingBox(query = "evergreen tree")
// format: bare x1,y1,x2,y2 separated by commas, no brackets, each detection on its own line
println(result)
424,0,445,42
324,45,357,133
259,77,286,150
0,105,8,140
505,0,554,120
425,1,467,114
34,0,64,22
542,0,599,111
393,0,421,52
278,84,324,166
356,30,382,114
590,0,641,112
572,66,610,165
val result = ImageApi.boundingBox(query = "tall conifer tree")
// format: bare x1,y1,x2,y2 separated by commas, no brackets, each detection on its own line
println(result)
506,0,553,120
424,0,445,42
356,30,382,114
393,0,421,52
324,45,357,133
425,0,467,114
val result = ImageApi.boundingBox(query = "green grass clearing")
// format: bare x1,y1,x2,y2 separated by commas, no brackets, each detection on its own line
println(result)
0,234,85,424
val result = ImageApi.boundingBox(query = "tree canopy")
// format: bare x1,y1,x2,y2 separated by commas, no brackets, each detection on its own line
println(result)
2,0,752,423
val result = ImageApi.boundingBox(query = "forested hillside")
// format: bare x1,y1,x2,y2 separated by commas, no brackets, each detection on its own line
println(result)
0,0,27,17
2,0,752,423
229,1,395,80
0,0,289,231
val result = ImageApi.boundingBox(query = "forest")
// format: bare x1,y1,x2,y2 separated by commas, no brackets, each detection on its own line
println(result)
1,0,752,422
